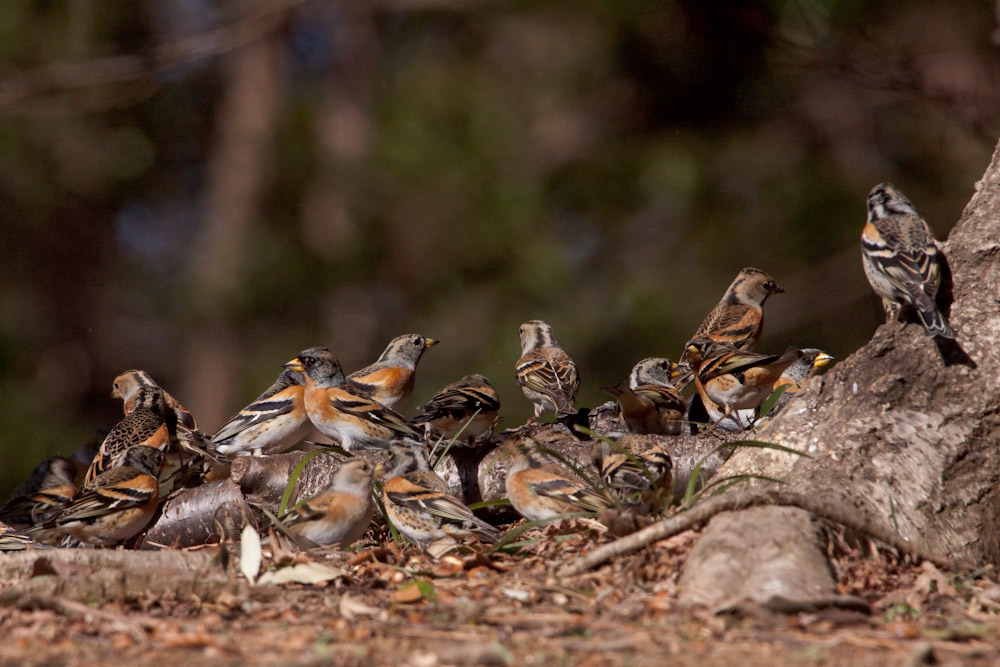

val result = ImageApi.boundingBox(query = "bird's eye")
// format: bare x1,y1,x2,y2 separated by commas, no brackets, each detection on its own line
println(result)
303,356,314,365
413,339,422,346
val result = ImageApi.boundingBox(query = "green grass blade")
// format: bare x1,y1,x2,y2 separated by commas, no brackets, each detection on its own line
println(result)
279,448,344,516
490,511,591,553
684,474,786,507
372,480,403,547
430,408,481,470
724,439,813,458
758,385,791,418
467,498,512,511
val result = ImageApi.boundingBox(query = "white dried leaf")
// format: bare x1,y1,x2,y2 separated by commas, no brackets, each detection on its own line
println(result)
256,562,345,586
239,524,262,585
339,593,387,621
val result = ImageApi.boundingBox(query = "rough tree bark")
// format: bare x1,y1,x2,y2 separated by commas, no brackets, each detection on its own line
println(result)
675,140,1000,607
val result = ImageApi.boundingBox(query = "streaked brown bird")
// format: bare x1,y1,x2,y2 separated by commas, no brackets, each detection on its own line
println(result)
410,374,500,445
0,456,78,528
281,458,379,548
381,444,499,548
212,369,310,457
685,338,803,429
504,437,610,522
285,347,422,451
347,334,439,411
862,182,956,338
515,320,580,419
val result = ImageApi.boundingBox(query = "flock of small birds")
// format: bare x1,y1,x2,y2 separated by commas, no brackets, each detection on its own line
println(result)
0,182,957,554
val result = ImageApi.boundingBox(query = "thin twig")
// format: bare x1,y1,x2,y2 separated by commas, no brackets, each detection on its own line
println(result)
557,489,963,577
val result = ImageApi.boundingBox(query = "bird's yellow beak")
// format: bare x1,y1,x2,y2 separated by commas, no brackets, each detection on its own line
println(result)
283,358,305,372
424,338,439,349
669,361,682,380
373,463,387,478
812,352,834,369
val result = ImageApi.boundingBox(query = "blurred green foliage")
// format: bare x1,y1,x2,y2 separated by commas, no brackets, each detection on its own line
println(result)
0,0,996,493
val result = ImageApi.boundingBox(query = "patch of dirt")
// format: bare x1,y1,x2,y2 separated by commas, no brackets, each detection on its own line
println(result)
1,521,998,666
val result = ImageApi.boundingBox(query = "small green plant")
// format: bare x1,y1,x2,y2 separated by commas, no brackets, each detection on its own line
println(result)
428,408,482,469
757,384,792,419
680,440,810,509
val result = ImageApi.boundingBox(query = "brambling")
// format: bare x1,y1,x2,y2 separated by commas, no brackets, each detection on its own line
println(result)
281,458,379,548
862,182,956,338
0,521,45,551
347,334,439,411
628,357,680,388
381,443,500,548
112,369,221,461
85,385,170,488
689,267,784,353
602,358,685,436
0,456,77,528
685,338,803,428
284,347,423,451
516,320,580,419
770,348,834,414
52,447,164,546
504,437,610,522
590,434,673,501
212,369,310,457
410,374,501,445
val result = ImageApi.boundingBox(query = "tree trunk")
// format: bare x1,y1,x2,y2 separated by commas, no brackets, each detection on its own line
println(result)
688,140,1000,592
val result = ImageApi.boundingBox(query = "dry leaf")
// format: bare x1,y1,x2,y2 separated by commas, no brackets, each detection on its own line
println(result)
340,594,387,621
425,536,460,559
240,524,262,585
392,580,434,603
256,562,345,586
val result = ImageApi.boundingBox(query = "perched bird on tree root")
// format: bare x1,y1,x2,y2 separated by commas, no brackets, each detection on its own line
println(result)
281,458,379,548
380,444,499,549
690,267,784,352
515,320,580,420
591,434,673,504
49,447,164,547
111,370,221,462
767,349,835,416
285,347,423,451
410,374,501,445
0,456,77,529
347,334,438,411
685,339,803,430
505,437,611,522
862,182,956,338
212,369,310,457
601,357,685,436
85,386,170,488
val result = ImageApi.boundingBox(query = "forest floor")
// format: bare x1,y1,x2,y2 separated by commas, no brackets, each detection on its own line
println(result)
1,519,999,666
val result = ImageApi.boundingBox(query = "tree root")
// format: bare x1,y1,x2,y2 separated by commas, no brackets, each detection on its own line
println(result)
557,489,967,577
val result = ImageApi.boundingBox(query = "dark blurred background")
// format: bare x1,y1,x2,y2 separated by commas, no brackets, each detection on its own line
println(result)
1,0,997,493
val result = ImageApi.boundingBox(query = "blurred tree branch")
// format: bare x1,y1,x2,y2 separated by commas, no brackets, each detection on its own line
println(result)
0,0,305,114
179,0,288,429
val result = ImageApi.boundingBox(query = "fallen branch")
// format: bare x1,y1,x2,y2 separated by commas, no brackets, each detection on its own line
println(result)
557,489,965,577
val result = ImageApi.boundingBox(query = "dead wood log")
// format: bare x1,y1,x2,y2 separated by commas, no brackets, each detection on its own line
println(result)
0,549,277,605
140,479,250,548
